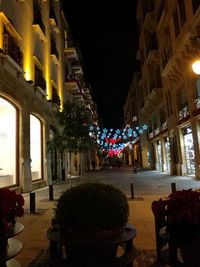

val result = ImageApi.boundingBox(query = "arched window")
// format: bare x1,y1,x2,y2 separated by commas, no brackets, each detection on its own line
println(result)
30,114,42,180
0,97,17,187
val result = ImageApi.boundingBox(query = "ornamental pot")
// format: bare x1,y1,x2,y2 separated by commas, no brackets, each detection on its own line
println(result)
180,245,200,267
60,227,124,266
0,237,8,262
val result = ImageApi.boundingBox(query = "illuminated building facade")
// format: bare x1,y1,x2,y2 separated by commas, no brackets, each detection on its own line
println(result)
125,0,200,179
0,0,97,191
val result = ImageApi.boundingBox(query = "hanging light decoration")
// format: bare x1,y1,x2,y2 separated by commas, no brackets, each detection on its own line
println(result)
89,124,148,157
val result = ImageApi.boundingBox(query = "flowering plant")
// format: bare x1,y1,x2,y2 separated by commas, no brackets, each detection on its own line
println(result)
0,188,24,233
152,189,200,245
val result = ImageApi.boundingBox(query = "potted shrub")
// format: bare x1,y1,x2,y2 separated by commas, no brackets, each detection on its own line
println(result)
152,189,200,267
54,182,129,265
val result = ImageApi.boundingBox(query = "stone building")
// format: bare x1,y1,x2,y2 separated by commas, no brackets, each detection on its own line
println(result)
0,0,97,192
125,0,200,179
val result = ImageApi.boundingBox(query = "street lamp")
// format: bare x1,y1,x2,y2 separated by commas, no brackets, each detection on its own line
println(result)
192,35,200,75
192,60,200,75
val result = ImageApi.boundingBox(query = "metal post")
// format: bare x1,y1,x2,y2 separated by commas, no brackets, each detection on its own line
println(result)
49,184,54,201
171,182,176,193
131,183,134,199
30,192,36,213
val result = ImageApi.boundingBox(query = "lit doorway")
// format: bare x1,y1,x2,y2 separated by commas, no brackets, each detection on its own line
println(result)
0,97,17,187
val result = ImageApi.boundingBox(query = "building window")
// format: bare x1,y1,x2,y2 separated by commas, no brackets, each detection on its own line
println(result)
178,0,186,27
196,77,200,97
0,97,17,187
52,85,60,106
30,114,42,181
192,0,200,14
173,9,180,38
3,29,23,68
33,2,45,35
193,77,200,110
173,1,186,39
35,64,46,92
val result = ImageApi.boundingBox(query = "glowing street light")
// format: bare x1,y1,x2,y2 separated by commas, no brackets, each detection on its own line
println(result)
192,60,200,75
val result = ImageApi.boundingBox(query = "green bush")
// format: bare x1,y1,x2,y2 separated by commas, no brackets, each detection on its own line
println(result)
55,182,129,233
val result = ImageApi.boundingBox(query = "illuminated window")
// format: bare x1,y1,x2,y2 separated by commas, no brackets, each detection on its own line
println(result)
30,114,42,180
0,97,17,187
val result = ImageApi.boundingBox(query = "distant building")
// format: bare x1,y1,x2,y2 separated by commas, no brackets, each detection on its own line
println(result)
0,0,97,191
124,0,200,179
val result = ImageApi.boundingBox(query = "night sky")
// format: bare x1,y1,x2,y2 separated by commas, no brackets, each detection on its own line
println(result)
62,1,138,129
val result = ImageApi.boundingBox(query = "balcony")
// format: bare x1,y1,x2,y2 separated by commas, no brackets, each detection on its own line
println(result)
49,5,59,33
161,121,168,132
146,50,160,64
141,88,163,119
149,132,154,140
195,96,200,110
154,127,160,137
64,47,78,60
2,32,23,72
34,71,46,99
178,106,190,124
144,12,156,33
72,89,85,103
65,74,79,91
33,4,46,40
192,96,200,115
162,46,173,69
51,87,60,106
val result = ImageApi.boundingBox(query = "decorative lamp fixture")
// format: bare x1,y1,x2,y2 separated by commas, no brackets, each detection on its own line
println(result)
192,34,200,75
192,60,200,75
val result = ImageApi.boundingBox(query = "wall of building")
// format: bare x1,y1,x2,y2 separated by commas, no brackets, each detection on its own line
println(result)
126,0,200,179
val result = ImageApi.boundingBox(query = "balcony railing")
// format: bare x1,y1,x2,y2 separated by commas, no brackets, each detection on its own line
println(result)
149,132,154,139
35,74,46,92
52,87,60,106
162,46,172,68
178,106,190,121
154,127,160,136
195,96,200,110
3,33,23,68
161,121,168,132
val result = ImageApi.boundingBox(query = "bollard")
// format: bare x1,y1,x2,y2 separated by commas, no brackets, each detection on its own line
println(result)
49,184,54,201
131,183,134,199
171,182,176,193
30,192,36,213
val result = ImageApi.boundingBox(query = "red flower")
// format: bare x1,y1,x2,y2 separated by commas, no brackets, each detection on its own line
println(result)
0,188,24,233
152,189,200,245
152,189,200,225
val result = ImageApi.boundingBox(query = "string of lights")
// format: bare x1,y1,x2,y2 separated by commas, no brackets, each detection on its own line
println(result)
89,124,148,157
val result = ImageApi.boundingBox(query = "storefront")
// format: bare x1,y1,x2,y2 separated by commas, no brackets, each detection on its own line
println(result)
155,140,162,171
164,137,170,172
0,97,17,187
182,125,195,175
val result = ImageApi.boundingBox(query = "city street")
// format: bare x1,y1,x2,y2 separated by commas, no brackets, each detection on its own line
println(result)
80,167,200,197
17,168,200,267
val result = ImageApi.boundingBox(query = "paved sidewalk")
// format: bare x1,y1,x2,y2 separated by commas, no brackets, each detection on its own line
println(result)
14,169,200,267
